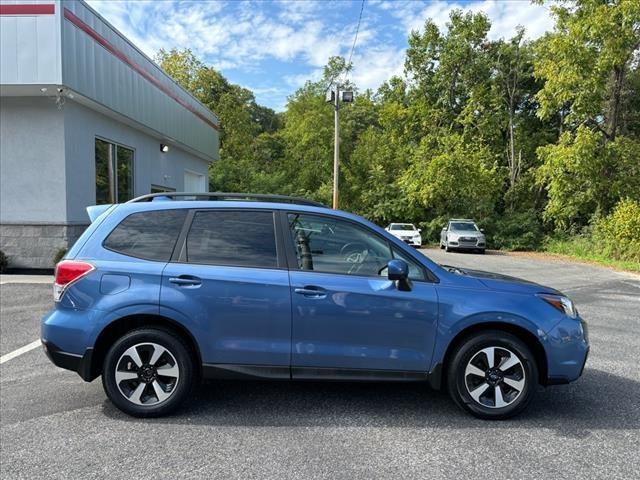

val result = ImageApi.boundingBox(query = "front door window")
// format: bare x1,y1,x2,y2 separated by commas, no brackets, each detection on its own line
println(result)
287,213,392,277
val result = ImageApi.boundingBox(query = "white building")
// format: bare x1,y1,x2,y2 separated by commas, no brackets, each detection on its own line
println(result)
0,0,219,268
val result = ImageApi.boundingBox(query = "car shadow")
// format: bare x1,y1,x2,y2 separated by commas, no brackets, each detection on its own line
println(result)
102,368,639,438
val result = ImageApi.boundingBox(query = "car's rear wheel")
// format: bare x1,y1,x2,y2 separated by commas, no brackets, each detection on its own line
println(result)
102,328,196,417
446,331,538,419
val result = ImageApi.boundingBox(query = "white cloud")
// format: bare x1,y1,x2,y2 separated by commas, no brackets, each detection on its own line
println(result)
350,45,405,92
87,0,373,71
388,0,554,41
284,69,324,89
85,0,556,110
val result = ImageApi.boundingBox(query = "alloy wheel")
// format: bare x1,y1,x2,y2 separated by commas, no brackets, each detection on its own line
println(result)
464,346,526,409
115,343,180,406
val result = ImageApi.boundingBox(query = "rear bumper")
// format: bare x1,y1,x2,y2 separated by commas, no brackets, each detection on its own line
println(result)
41,307,101,382
42,340,95,381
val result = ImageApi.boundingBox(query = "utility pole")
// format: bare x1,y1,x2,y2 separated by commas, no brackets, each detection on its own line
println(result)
333,85,340,210
326,84,353,210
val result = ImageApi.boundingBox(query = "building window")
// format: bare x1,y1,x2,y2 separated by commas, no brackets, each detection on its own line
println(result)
95,138,134,204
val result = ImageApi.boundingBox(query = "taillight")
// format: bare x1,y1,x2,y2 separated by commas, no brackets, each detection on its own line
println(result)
54,260,94,302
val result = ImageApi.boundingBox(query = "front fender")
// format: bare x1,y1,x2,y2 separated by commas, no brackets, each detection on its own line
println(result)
430,311,546,372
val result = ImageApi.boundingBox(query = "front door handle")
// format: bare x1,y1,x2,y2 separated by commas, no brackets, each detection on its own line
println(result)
294,286,327,298
169,275,202,287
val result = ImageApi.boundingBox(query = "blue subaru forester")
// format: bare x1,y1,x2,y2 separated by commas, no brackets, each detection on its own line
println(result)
42,193,589,419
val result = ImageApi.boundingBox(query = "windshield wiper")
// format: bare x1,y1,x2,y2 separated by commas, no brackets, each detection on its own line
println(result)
441,264,467,275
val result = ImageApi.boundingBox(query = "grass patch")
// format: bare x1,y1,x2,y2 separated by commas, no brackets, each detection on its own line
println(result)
544,236,640,273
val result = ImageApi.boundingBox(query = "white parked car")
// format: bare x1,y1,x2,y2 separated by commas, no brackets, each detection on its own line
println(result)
385,223,422,247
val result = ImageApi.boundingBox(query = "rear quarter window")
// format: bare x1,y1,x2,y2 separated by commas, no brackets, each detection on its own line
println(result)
103,209,187,261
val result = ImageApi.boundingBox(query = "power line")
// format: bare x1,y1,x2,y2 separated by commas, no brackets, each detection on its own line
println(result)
345,0,366,79
325,0,366,91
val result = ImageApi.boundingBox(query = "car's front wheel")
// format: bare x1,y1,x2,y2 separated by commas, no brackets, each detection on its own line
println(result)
446,331,538,419
102,328,196,417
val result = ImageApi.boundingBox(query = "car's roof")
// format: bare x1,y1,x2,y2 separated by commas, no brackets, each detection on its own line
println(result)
112,200,371,224
449,218,476,222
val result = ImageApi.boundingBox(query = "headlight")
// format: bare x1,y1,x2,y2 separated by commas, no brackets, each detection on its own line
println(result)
538,293,578,319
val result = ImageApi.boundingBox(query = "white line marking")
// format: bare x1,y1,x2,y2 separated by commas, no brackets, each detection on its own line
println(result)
0,340,42,364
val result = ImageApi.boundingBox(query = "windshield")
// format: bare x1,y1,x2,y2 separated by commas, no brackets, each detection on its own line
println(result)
390,224,416,231
450,222,478,232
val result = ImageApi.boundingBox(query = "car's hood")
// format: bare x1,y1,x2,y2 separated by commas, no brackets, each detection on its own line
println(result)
441,265,559,295
390,230,419,236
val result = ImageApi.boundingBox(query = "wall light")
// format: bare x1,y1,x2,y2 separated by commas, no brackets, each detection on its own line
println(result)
160,144,169,153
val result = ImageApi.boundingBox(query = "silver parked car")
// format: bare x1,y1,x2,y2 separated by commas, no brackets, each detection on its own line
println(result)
440,219,486,254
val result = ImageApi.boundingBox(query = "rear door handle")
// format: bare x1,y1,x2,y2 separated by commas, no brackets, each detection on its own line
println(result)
294,286,327,298
169,275,202,287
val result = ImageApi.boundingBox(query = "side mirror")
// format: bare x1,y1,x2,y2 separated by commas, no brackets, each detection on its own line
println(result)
387,259,412,291
480,228,485,233
418,228,422,233
441,227,447,232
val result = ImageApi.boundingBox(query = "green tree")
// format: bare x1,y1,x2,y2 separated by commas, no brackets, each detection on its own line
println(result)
155,48,282,192
399,133,503,223
534,0,640,229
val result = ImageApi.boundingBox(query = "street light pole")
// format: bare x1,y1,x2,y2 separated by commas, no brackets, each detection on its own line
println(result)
333,85,340,210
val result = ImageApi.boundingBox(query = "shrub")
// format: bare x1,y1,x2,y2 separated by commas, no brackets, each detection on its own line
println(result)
53,248,68,265
0,250,7,273
485,211,544,251
594,199,640,263
418,216,449,244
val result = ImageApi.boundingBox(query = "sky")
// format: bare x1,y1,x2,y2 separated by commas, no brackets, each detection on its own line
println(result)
86,0,556,111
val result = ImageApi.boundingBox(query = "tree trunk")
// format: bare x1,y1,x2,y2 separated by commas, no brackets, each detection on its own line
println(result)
607,66,625,141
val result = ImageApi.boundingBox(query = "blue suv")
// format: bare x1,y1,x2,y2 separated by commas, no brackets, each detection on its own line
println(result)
42,193,589,419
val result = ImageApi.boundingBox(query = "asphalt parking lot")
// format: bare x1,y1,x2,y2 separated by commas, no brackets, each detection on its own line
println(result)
1,250,639,479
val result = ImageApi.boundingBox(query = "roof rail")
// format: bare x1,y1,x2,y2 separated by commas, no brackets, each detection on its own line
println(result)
126,192,327,208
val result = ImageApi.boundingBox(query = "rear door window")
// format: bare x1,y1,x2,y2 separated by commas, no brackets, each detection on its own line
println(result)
104,209,187,261
185,210,278,268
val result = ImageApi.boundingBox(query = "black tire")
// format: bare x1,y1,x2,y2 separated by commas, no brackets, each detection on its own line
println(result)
102,328,196,417
446,330,538,420
478,249,485,254
440,242,445,250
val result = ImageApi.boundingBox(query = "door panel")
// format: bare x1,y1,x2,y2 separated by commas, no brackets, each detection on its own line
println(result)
162,263,291,366
290,271,438,371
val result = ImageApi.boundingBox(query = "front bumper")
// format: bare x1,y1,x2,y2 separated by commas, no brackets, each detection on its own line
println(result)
399,237,422,246
42,340,95,381
544,316,590,385
448,241,485,250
